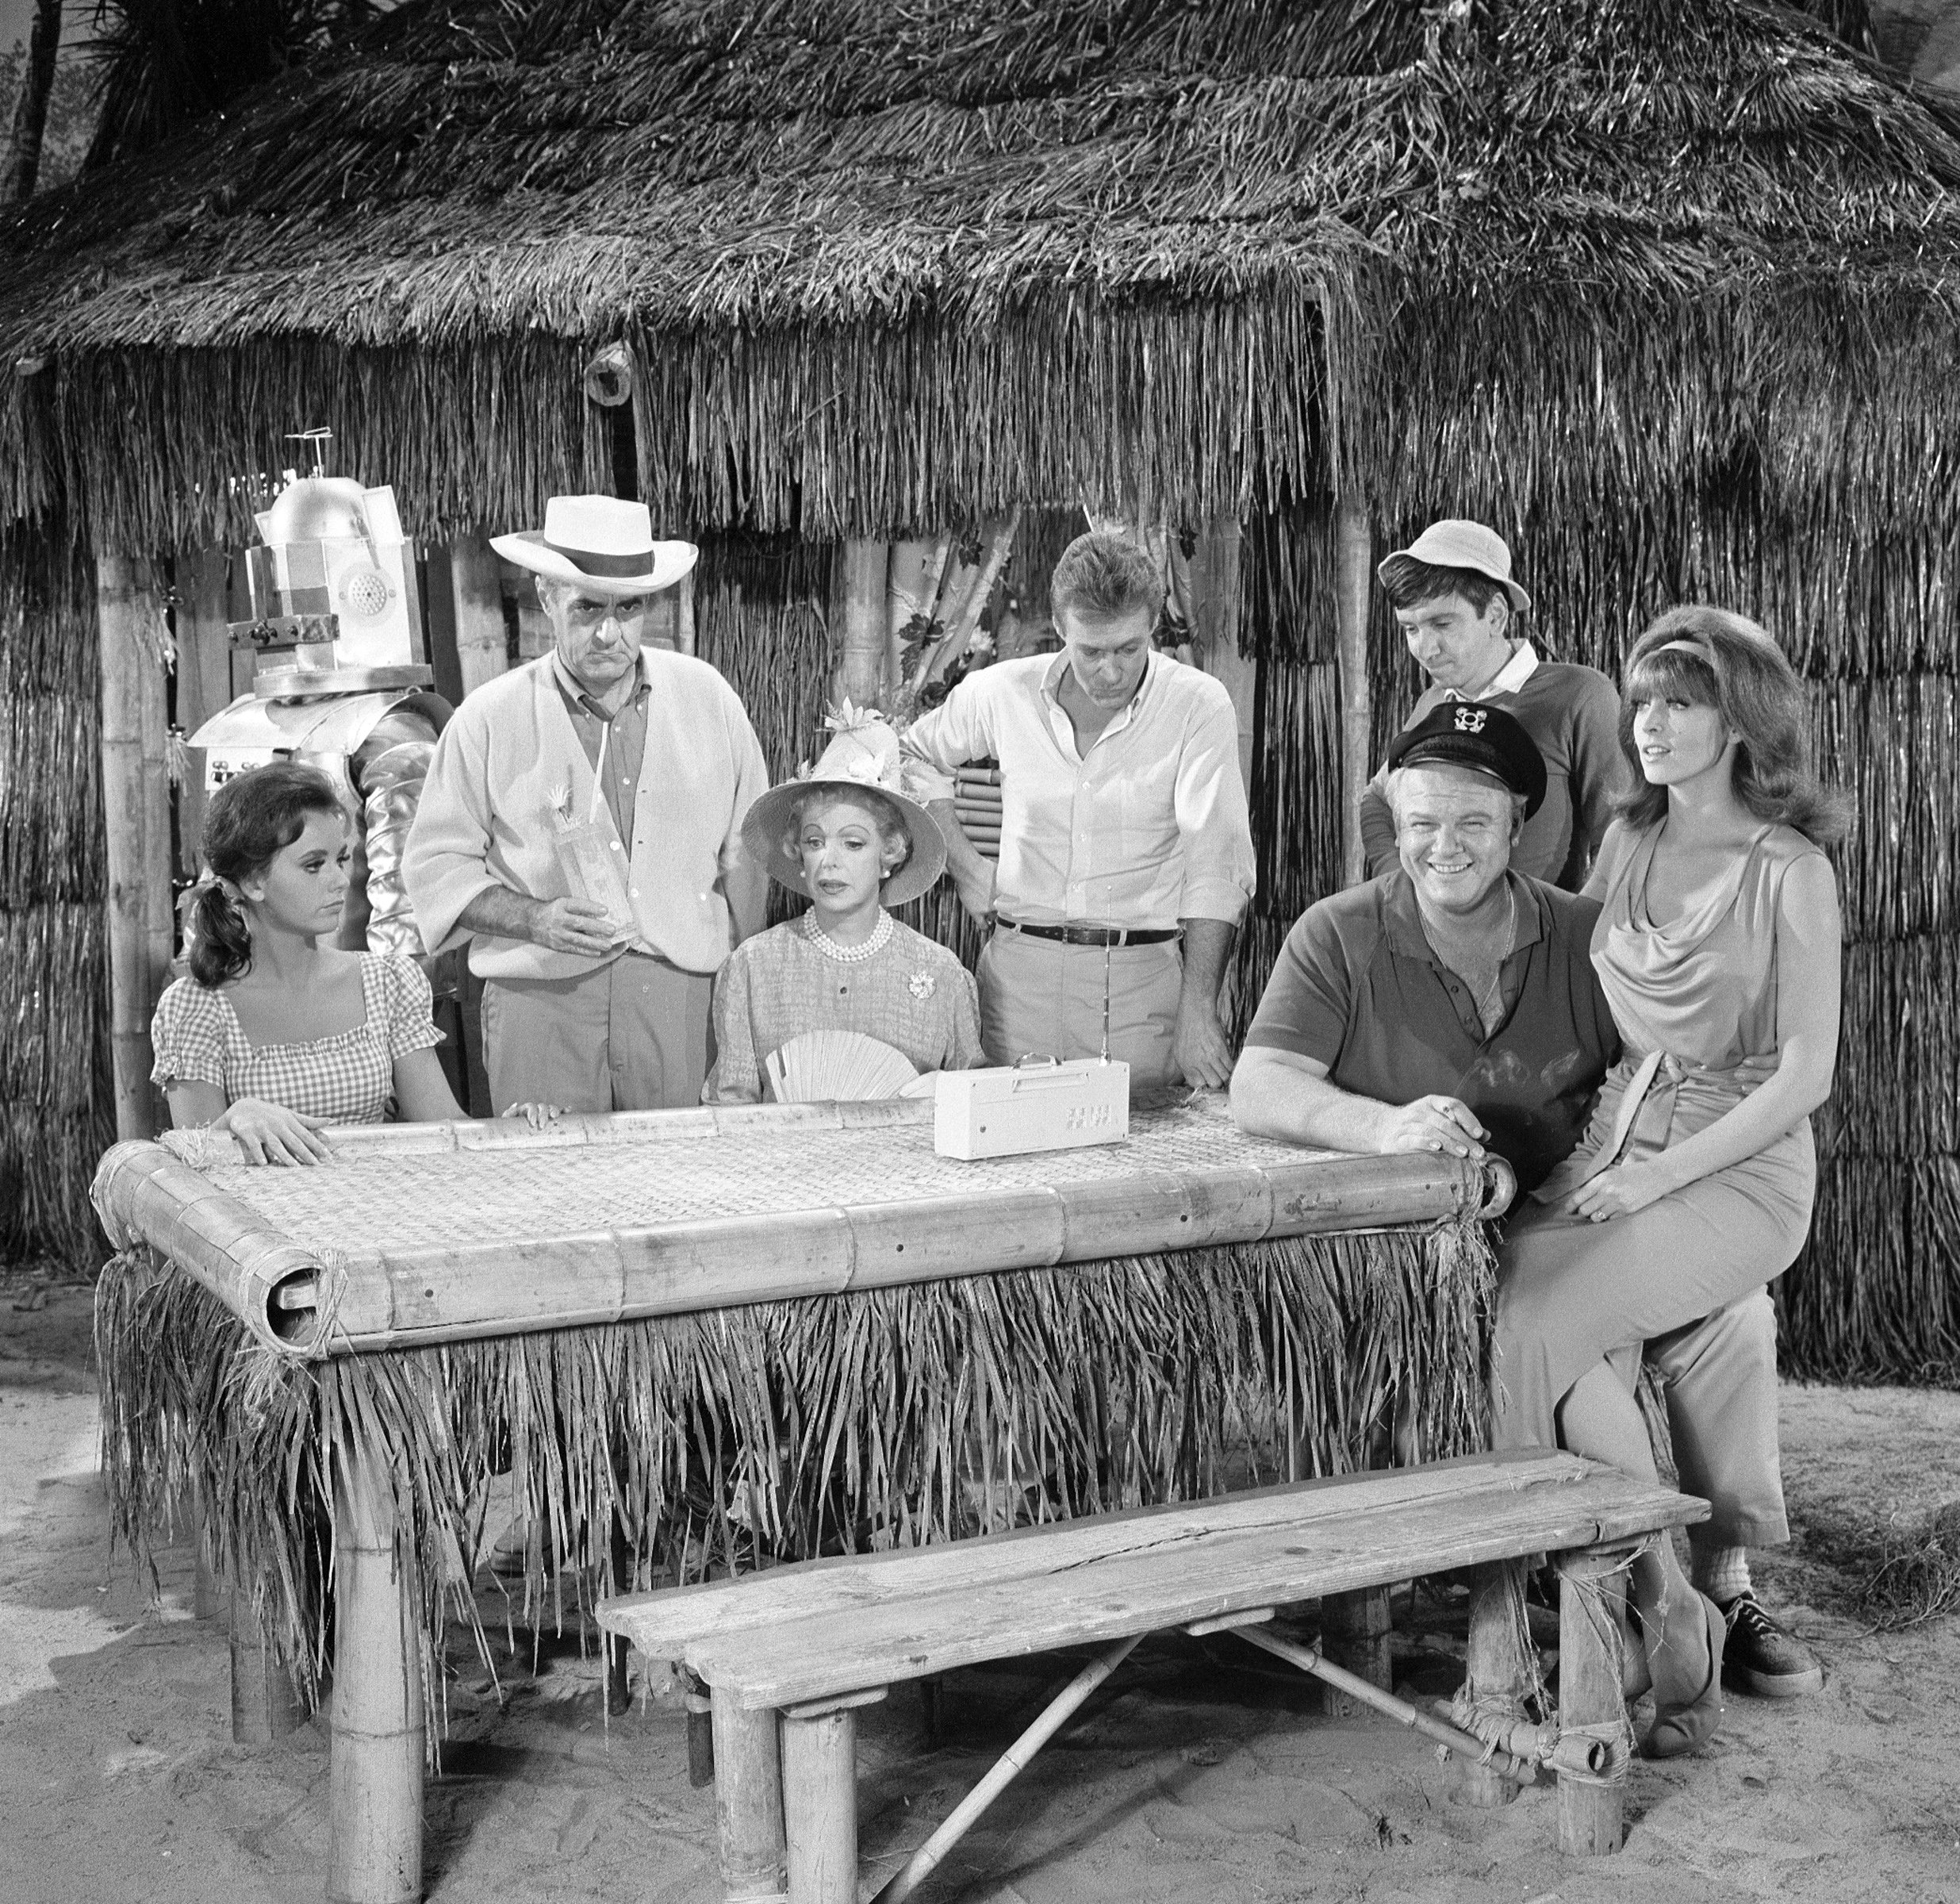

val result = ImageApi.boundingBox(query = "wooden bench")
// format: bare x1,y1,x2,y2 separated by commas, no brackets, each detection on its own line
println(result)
598,1450,1705,1904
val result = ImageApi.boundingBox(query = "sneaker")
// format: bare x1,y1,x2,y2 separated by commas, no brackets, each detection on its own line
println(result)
1718,1593,1824,1699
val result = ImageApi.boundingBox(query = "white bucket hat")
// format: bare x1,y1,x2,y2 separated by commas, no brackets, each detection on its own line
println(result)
1379,519,1531,612
742,704,949,909
492,495,698,598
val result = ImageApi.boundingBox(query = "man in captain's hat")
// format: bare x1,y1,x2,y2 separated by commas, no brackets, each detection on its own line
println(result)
1234,701,1810,1712
405,494,769,1112
1358,519,1624,891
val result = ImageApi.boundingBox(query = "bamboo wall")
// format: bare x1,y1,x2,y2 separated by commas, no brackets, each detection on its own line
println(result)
1233,494,1960,1384
0,528,113,1262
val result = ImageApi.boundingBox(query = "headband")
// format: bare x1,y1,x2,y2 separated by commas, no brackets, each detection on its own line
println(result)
1651,636,1716,665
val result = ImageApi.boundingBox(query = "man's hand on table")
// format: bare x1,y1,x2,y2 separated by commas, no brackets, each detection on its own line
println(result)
1172,999,1234,1090
1371,1095,1488,1161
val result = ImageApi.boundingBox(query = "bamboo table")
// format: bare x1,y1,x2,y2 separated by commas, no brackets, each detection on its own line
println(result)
91,1098,1510,1904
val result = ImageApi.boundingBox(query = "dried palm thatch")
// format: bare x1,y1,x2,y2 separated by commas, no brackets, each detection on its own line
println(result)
0,524,113,1261
1,0,1958,552
96,1215,1495,1719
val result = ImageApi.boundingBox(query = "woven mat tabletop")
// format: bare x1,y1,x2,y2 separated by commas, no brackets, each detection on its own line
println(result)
94,1100,1498,1353
167,1104,1352,1257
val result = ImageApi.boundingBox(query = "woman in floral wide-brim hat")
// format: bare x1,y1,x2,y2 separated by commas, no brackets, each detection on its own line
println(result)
700,704,984,1103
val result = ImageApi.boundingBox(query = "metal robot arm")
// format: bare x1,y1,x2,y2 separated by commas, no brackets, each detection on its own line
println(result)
349,705,441,961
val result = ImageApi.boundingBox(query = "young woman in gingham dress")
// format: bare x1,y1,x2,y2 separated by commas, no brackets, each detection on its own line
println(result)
154,762,550,1165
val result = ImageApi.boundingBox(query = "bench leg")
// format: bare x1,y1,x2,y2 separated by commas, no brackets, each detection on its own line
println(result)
781,1706,857,1904
327,1438,424,1904
1453,1559,1528,1809
712,1689,786,1902
1556,1549,1628,1856
1318,1585,1393,1717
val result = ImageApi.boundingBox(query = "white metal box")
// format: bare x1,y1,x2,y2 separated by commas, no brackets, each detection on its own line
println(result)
933,1058,1130,1161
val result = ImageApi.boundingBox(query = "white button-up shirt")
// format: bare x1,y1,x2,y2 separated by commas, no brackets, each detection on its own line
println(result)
902,651,1255,931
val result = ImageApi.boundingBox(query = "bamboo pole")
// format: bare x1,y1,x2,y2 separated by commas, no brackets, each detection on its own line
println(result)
172,546,235,875
675,570,697,656
449,532,507,701
835,539,890,708
1452,1558,1528,1808
1234,1626,1540,1784
780,1704,857,1904
229,1588,309,1744
1555,1548,1628,1856
1333,495,1373,888
711,1687,787,1902
327,1438,424,1904
873,1636,1139,1904
1193,515,1253,788
98,554,173,1142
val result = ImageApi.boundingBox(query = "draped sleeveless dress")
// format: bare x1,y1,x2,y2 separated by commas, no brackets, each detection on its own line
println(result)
1491,819,1833,1453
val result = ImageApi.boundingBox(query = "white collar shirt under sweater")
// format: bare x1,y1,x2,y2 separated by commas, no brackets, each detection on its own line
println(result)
902,651,1254,931
404,648,769,979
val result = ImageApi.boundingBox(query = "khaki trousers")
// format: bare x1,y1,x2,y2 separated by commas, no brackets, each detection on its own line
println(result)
481,951,713,1114
1609,1288,1789,1551
977,929,1183,1088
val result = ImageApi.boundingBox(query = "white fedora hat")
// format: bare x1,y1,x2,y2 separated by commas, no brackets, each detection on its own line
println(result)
492,495,698,598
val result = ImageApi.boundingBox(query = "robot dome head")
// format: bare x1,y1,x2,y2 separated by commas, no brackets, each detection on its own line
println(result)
244,430,422,672
263,470,372,548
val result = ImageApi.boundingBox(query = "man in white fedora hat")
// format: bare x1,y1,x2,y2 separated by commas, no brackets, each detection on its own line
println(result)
1358,519,1624,891
405,494,769,1111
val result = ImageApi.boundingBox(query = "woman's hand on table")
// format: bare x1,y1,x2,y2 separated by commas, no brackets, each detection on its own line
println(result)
1566,1161,1668,1223
213,1099,334,1167
500,1102,567,1130
1372,1095,1487,1161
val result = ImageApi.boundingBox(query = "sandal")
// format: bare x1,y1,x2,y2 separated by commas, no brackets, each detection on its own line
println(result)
1641,1588,1725,1759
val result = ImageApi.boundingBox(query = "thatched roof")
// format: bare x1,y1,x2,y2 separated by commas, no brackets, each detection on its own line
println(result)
2,0,1959,550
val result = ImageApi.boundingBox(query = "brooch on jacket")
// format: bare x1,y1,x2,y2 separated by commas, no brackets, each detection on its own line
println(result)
547,783,574,824
907,971,935,1000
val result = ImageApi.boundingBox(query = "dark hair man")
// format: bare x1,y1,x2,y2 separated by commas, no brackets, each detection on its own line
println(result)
1359,520,1624,891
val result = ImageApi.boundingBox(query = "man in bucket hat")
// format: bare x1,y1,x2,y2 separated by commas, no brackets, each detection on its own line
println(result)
1358,520,1624,891
405,495,769,1111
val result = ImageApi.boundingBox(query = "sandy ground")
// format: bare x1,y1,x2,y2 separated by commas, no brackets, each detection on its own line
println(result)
3,1275,1958,1904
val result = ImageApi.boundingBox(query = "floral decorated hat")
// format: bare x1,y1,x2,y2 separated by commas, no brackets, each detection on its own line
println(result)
742,703,949,908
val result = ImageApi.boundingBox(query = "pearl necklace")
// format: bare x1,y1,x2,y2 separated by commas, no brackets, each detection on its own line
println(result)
802,909,892,965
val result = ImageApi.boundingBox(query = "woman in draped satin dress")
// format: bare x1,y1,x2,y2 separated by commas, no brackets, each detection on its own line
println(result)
1494,605,1847,1756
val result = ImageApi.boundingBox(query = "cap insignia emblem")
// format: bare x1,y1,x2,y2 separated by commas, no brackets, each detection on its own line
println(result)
1452,707,1488,733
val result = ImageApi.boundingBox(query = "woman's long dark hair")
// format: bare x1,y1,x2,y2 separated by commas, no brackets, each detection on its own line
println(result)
1614,606,1851,846
185,762,346,988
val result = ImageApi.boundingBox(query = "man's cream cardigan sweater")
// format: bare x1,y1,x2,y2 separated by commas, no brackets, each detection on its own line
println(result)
405,648,769,980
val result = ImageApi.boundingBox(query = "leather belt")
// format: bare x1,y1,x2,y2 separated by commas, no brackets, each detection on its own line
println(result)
996,919,1181,947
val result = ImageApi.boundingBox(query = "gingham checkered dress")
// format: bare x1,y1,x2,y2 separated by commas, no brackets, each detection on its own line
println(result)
150,954,443,1124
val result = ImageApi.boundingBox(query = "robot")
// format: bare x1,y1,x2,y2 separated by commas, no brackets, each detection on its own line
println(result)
190,443,454,961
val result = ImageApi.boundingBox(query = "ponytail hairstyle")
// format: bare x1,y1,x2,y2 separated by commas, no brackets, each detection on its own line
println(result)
184,762,347,988
1615,606,1851,847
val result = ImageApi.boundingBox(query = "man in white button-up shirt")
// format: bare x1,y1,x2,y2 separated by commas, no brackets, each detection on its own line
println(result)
902,532,1255,1088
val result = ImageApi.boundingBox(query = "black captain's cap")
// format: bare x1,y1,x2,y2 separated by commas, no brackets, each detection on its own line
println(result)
1383,701,1548,820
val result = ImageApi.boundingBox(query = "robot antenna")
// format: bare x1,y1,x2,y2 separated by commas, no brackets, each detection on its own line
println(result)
285,427,335,477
